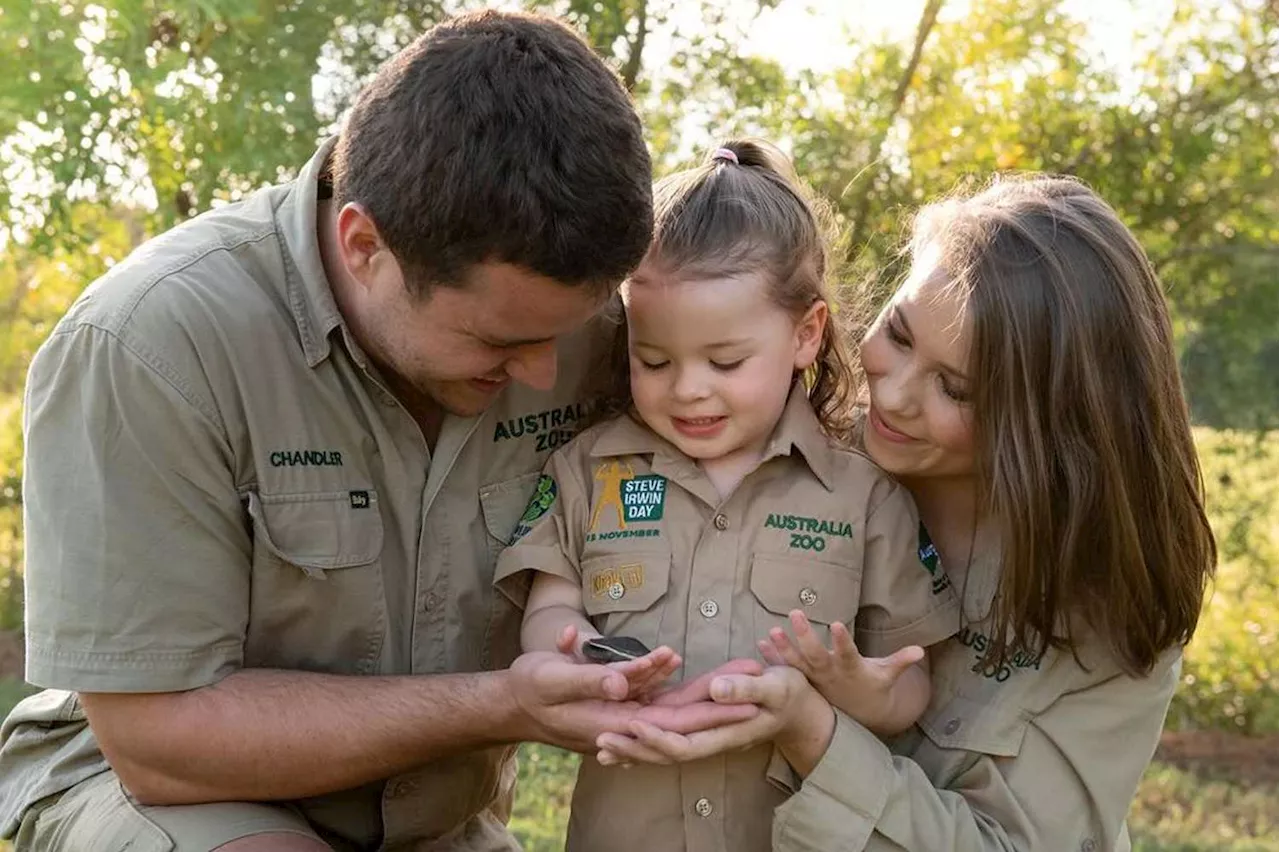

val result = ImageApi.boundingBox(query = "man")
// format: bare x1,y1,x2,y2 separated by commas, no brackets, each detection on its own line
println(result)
0,11,752,850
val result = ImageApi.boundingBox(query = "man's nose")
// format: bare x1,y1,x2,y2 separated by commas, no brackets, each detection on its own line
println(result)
506,341,559,391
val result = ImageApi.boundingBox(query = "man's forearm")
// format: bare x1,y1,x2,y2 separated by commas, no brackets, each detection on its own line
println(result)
84,667,524,805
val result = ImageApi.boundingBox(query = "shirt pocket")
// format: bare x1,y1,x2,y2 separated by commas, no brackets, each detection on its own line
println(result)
479,472,544,670
243,489,387,674
580,551,672,650
916,685,1034,757
749,553,862,643
480,472,543,559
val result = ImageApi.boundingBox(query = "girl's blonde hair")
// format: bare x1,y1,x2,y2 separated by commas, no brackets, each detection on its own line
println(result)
586,138,856,439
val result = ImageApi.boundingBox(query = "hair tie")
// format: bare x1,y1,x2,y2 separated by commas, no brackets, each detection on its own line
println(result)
711,147,739,165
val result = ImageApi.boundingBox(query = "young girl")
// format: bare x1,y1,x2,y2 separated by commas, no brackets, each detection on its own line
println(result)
594,175,1218,852
494,140,959,851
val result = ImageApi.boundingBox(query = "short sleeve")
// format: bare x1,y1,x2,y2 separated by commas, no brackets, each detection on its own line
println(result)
22,324,251,692
493,437,592,607
854,477,960,657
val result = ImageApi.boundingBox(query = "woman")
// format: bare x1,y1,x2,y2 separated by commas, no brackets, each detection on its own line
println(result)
594,174,1217,851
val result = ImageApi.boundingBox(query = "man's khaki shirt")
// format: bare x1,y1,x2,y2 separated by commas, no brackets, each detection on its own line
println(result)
0,139,603,849
495,387,960,852
771,534,1182,852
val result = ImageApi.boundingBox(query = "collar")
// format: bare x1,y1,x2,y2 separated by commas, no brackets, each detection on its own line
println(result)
587,383,840,490
275,136,346,368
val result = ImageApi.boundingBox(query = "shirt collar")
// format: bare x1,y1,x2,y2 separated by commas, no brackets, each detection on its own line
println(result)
275,136,346,368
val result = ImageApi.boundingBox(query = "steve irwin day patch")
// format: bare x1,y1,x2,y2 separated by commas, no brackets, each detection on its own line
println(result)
510,475,557,543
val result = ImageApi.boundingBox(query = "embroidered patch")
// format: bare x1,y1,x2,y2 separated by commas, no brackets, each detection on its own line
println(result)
509,475,557,542
918,523,952,595
590,563,645,598
621,475,666,522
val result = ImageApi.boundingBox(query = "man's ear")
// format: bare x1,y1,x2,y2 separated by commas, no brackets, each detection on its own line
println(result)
335,203,391,290
794,300,828,370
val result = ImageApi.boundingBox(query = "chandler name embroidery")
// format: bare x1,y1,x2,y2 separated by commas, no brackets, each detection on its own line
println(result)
270,449,343,467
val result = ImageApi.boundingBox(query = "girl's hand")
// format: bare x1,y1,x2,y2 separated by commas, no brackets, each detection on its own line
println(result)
556,624,682,700
761,610,924,734
593,665,835,775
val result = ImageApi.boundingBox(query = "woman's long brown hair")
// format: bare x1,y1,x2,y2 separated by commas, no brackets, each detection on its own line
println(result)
917,175,1216,675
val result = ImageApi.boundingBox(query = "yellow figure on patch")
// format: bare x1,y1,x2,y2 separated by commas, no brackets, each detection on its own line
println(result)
590,460,634,531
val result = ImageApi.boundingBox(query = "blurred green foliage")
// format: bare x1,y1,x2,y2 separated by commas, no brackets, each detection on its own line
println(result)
0,0,1274,847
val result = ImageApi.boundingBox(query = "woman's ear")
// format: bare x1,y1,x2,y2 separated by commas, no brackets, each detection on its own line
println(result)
794,300,828,370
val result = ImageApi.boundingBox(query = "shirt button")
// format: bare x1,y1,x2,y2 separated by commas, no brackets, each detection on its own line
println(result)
607,582,626,601
944,718,963,735
694,797,713,817
1081,840,1097,852
420,593,438,613
712,513,730,531
798,587,818,606
699,599,719,618
388,779,417,798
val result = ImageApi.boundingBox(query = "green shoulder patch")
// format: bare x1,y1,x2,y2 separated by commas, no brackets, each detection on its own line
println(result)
510,475,558,543
918,523,952,595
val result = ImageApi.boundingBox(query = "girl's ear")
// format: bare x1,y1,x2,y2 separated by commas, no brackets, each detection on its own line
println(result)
794,300,828,370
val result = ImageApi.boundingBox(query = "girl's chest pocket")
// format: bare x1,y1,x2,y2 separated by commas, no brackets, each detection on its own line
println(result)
748,553,863,645
580,552,672,650
243,489,387,674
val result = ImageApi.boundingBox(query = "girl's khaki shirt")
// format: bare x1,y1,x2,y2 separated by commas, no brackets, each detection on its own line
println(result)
497,387,961,852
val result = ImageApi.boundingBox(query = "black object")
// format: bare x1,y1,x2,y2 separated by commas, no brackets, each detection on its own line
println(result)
583,636,652,664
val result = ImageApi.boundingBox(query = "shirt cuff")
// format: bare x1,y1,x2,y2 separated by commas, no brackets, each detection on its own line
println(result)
493,544,578,608
772,710,894,851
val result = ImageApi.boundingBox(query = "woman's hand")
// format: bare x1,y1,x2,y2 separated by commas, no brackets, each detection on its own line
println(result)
594,665,837,776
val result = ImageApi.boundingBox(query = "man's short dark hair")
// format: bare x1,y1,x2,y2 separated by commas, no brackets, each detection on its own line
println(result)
331,10,653,295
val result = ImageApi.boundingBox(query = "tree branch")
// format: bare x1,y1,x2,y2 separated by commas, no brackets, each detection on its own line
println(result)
621,0,648,92
843,0,944,264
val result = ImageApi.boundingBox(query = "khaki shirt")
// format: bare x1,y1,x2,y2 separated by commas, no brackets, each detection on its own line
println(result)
771,535,1181,852
0,138,606,849
495,387,960,852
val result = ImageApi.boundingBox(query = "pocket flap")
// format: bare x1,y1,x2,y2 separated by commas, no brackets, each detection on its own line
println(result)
247,490,383,571
750,554,861,626
581,552,671,615
918,692,1029,757
480,472,543,544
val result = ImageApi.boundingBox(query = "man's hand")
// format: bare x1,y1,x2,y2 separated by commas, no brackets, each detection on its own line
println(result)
555,624,682,699
505,652,759,753
593,664,836,776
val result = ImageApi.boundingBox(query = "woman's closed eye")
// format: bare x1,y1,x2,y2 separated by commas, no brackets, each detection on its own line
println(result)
637,359,669,371
711,359,745,372
886,317,912,348
939,374,970,403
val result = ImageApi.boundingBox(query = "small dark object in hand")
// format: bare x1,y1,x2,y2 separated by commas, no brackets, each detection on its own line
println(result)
583,636,652,664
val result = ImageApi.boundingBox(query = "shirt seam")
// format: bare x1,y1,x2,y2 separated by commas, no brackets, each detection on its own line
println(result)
27,639,243,665
47,321,229,441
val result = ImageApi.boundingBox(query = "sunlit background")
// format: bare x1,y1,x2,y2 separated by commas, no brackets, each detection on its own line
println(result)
0,1,1275,850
